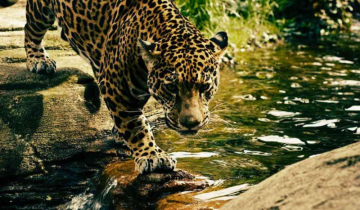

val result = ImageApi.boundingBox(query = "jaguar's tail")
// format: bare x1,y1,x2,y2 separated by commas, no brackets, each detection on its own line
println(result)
0,0,18,8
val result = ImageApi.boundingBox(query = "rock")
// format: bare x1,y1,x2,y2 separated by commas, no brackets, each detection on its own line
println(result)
0,49,120,208
97,160,253,210
0,16,164,208
0,30,70,50
0,0,26,31
157,184,249,210
220,142,360,210
101,160,212,210
0,54,164,208
0,48,164,174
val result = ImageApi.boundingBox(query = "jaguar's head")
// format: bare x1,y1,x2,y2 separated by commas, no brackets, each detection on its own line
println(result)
138,32,228,135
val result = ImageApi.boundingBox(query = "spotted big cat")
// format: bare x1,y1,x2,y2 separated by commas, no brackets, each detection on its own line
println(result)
22,0,228,173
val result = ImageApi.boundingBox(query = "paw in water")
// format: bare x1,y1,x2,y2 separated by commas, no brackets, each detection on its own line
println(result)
135,150,177,174
27,57,56,74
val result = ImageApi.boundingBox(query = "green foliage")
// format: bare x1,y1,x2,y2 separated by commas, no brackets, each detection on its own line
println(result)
175,0,212,30
176,0,280,48
275,0,357,36
175,0,359,48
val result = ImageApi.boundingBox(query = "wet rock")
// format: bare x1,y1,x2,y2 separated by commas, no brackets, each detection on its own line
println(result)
96,160,254,210
1,153,118,209
101,160,212,209
0,52,116,209
220,142,360,210
157,192,229,210
156,182,250,210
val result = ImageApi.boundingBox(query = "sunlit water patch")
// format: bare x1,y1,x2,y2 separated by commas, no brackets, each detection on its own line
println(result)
303,119,340,128
194,184,251,201
234,150,272,156
258,135,305,145
346,105,360,111
170,152,218,158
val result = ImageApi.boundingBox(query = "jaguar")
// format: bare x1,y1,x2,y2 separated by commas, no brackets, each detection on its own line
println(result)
20,0,228,173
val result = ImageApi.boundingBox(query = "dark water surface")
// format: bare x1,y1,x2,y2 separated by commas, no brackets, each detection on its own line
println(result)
62,31,360,208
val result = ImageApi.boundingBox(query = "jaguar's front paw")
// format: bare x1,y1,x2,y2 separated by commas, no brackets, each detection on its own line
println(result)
135,150,177,174
27,57,56,74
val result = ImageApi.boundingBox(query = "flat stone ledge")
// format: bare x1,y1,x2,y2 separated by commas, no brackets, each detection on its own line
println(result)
0,0,26,31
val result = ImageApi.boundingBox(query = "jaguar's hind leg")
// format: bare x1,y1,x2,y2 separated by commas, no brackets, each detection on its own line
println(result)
24,0,56,74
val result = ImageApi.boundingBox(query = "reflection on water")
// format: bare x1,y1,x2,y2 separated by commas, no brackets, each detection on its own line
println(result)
194,184,251,201
153,31,360,201
258,135,305,145
346,105,360,111
170,152,218,158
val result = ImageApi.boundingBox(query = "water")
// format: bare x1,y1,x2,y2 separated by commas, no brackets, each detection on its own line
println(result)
152,31,360,200
61,178,117,210
61,31,360,208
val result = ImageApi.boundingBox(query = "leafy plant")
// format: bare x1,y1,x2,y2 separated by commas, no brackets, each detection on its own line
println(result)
176,0,279,48
176,0,212,30
175,0,358,49
275,0,356,36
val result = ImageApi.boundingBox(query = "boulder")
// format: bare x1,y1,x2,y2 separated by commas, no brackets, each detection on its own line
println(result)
220,142,360,210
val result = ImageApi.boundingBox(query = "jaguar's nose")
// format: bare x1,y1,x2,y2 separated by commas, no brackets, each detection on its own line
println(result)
179,115,201,129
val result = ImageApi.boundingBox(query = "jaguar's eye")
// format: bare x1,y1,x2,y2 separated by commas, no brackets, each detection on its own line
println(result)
200,84,211,92
165,84,178,93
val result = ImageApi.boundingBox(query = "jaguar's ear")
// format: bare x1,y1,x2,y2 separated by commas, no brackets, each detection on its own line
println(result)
208,32,228,58
138,39,161,71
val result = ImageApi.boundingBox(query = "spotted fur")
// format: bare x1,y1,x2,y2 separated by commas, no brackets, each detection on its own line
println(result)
23,0,228,173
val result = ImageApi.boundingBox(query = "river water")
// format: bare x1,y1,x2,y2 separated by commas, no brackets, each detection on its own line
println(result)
62,31,360,209
155,31,360,198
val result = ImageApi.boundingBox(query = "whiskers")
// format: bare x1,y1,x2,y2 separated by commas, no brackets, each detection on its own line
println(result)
211,109,228,114
136,93,151,98
210,101,231,112
208,101,237,129
206,115,235,129
122,114,142,125
202,124,213,131
120,110,143,113
192,132,203,139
